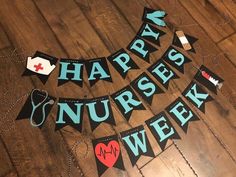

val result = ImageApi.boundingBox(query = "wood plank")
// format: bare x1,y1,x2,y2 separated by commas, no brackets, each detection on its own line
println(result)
0,24,10,50
141,145,196,177
0,136,16,177
218,33,236,67
207,0,236,31
4,172,18,177
170,105,236,177
178,0,235,43
3,171,18,177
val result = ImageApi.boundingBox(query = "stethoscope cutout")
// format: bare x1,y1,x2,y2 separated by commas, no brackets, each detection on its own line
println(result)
30,89,54,127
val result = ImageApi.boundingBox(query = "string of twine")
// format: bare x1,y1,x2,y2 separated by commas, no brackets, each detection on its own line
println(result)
173,141,198,177
67,137,91,177
0,91,31,134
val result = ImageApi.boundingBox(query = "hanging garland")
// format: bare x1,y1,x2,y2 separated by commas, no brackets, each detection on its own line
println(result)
13,7,225,177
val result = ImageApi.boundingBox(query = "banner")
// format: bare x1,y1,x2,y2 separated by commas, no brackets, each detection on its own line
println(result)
21,8,168,86
182,81,213,113
127,36,157,63
148,59,179,89
93,135,125,176
162,46,192,73
131,72,164,105
145,111,180,151
165,97,199,133
142,7,167,27
137,23,166,46
85,57,113,87
17,89,56,128
55,98,84,131
120,125,154,166
111,85,146,121
13,6,226,177
86,96,116,131
107,48,139,79
58,58,84,87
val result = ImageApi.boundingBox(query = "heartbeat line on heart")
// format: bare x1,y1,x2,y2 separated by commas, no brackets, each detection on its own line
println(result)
97,145,119,159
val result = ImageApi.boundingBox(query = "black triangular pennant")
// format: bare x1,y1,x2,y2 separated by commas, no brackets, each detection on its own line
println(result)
120,125,154,166
92,135,125,177
85,57,113,87
145,111,180,151
137,23,166,46
107,48,139,79
16,89,56,128
172,31,198,53
111,85,146,121
127,36,157,63
85,96,116,131
165,97,199,133
22,51,58,84
194,65,224,94
162,46,192,73
182,81,213,113
142,7,167,27
55,98,84,132
131,72,164,105
147,59,179,89
57,58,84,87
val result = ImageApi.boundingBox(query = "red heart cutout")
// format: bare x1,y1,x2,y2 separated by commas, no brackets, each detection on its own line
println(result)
95,140,120,168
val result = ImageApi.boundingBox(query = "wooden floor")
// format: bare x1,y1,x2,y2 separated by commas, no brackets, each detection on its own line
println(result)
0,0,236,177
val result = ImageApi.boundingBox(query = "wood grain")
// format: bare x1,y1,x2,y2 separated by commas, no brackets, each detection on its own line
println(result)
0,0,235,177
